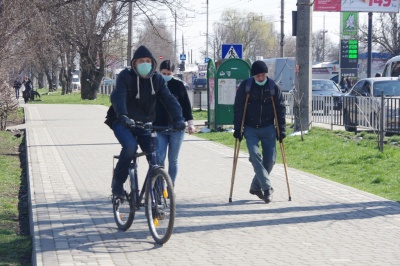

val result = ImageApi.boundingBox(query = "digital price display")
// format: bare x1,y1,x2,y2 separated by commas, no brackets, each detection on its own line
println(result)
340,39,358,68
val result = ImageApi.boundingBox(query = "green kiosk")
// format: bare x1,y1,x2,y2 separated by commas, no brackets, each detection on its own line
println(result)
207,58,251,130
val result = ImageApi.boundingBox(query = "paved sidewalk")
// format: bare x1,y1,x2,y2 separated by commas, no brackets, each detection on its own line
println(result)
15,104,400,265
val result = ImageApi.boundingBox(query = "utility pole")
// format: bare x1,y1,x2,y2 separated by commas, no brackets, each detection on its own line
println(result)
294,0,312,132
367,12,372,78
322,15,327,62
174,10,177,67
280,0,284,57
127,1,133,66
206,0,209,60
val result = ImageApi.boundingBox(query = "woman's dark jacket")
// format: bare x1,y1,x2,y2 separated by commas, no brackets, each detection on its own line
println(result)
153,78,193,126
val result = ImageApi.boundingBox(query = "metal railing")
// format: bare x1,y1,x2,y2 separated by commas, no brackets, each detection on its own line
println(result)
283,92,400,134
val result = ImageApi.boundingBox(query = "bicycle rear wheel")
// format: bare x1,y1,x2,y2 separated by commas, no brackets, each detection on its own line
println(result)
113,178,136,230
145,168,175,244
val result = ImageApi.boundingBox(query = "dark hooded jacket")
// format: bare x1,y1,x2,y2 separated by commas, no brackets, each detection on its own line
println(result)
107,45,182,125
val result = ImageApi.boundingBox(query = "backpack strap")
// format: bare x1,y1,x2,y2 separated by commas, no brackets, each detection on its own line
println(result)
245,77,253,93
268,78,276,96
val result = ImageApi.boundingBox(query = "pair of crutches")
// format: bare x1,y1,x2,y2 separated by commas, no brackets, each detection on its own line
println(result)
228,96,292,203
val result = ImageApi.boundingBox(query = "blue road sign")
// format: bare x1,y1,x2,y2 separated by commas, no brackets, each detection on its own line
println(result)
222,44,243,59
180,54,187,60
204,57,210,63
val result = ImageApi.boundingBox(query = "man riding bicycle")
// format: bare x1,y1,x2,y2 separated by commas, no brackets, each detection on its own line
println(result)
105,45,185,199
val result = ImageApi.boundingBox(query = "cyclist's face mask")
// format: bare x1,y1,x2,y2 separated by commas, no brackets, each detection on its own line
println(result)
135,57,153,77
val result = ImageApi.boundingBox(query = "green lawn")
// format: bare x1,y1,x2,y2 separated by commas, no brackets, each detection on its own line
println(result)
0,130,32,265
196,126,400,203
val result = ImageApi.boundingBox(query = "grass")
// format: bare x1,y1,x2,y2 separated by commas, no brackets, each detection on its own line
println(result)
0,117,32,265
31,88,111,106
196,126,400,203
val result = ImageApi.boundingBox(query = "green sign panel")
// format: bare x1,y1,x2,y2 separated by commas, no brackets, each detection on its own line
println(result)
208,58,250,130
342,12,358,36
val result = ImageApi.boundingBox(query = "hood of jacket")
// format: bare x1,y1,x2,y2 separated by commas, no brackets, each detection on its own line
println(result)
130,45,158,98
130,45,157,79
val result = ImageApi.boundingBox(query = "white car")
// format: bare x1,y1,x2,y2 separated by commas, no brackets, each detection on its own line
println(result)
343,77,400,133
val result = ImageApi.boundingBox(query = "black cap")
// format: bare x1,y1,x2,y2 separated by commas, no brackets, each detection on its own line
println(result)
160,60,175,72
251,60,268,76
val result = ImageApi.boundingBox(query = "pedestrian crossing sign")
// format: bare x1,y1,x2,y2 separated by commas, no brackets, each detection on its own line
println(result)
222,44,242,59
180,54,186,60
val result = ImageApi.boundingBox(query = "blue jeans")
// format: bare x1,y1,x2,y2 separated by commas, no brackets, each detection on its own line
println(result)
243,124,277,191
112,122,152,185
156,130,185,184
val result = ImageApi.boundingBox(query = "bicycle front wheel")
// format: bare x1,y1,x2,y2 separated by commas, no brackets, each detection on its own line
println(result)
113,178,135,230
145,168,176,244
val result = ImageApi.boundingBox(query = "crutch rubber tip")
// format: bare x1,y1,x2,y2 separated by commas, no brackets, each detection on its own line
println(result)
229,198,232,203
289,196,292,201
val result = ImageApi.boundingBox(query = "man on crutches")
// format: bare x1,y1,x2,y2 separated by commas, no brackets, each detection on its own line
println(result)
232,60,286,203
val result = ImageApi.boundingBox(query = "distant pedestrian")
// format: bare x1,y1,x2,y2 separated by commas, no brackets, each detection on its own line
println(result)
346,77,352,90
233,60,286,204
339,77,347,93
153,60,195,186
22,76,33,104
13,79,21,99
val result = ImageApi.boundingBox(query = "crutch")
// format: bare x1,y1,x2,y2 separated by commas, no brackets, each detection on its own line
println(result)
271,97,292,201
229,94,250,203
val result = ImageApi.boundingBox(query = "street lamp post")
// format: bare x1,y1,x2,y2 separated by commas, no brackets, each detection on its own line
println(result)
127,1,132,66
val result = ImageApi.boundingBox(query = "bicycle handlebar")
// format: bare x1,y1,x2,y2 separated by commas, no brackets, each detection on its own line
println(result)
131,122,176,132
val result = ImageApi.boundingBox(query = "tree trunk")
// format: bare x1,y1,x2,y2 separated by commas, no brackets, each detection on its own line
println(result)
79,37,105,100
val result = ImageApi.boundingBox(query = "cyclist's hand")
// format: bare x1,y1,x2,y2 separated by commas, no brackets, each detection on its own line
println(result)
173,117,186,131
118,115,135,128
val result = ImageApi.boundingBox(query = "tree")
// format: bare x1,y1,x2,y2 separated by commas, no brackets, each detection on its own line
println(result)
210,9,277,60
133,17,174,67
359,13,400,55
312,30,339,63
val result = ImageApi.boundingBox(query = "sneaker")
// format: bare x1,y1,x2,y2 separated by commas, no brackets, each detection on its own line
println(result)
249,189,263,200
112,182,125,199
263,188,274,204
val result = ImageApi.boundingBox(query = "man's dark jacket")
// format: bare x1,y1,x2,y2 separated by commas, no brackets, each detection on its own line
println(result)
233,77,286,133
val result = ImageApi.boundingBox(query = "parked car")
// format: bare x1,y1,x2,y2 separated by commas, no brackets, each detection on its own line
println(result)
342,77,400,132
311,79,343,113
193,78,207,90
72,75,80,90
102,77,116,86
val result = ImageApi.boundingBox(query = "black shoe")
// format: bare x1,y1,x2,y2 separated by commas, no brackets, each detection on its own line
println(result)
263,188,274,204
112,182,125,199
249,189,263,200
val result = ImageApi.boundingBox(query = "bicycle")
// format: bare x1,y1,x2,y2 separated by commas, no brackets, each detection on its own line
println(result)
111,122,176,244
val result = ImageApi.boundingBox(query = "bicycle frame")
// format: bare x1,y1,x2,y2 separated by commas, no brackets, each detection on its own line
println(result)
126,125,171,211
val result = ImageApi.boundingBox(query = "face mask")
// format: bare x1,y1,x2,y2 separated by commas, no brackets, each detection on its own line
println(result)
255,79,267,86
162,75,173,82
137,62,152,76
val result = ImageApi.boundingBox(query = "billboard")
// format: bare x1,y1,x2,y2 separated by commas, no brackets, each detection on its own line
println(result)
314,0,399,13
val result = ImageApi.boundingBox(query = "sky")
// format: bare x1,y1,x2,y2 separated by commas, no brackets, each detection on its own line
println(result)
166,0,371,63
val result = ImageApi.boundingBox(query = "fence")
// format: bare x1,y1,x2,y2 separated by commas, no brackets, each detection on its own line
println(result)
283,92,400,134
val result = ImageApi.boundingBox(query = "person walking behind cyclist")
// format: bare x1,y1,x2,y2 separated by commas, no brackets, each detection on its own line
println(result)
22,76,33,104
153,60,195,186
13,78,22,99
105,45,186,198
233,60,286,203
